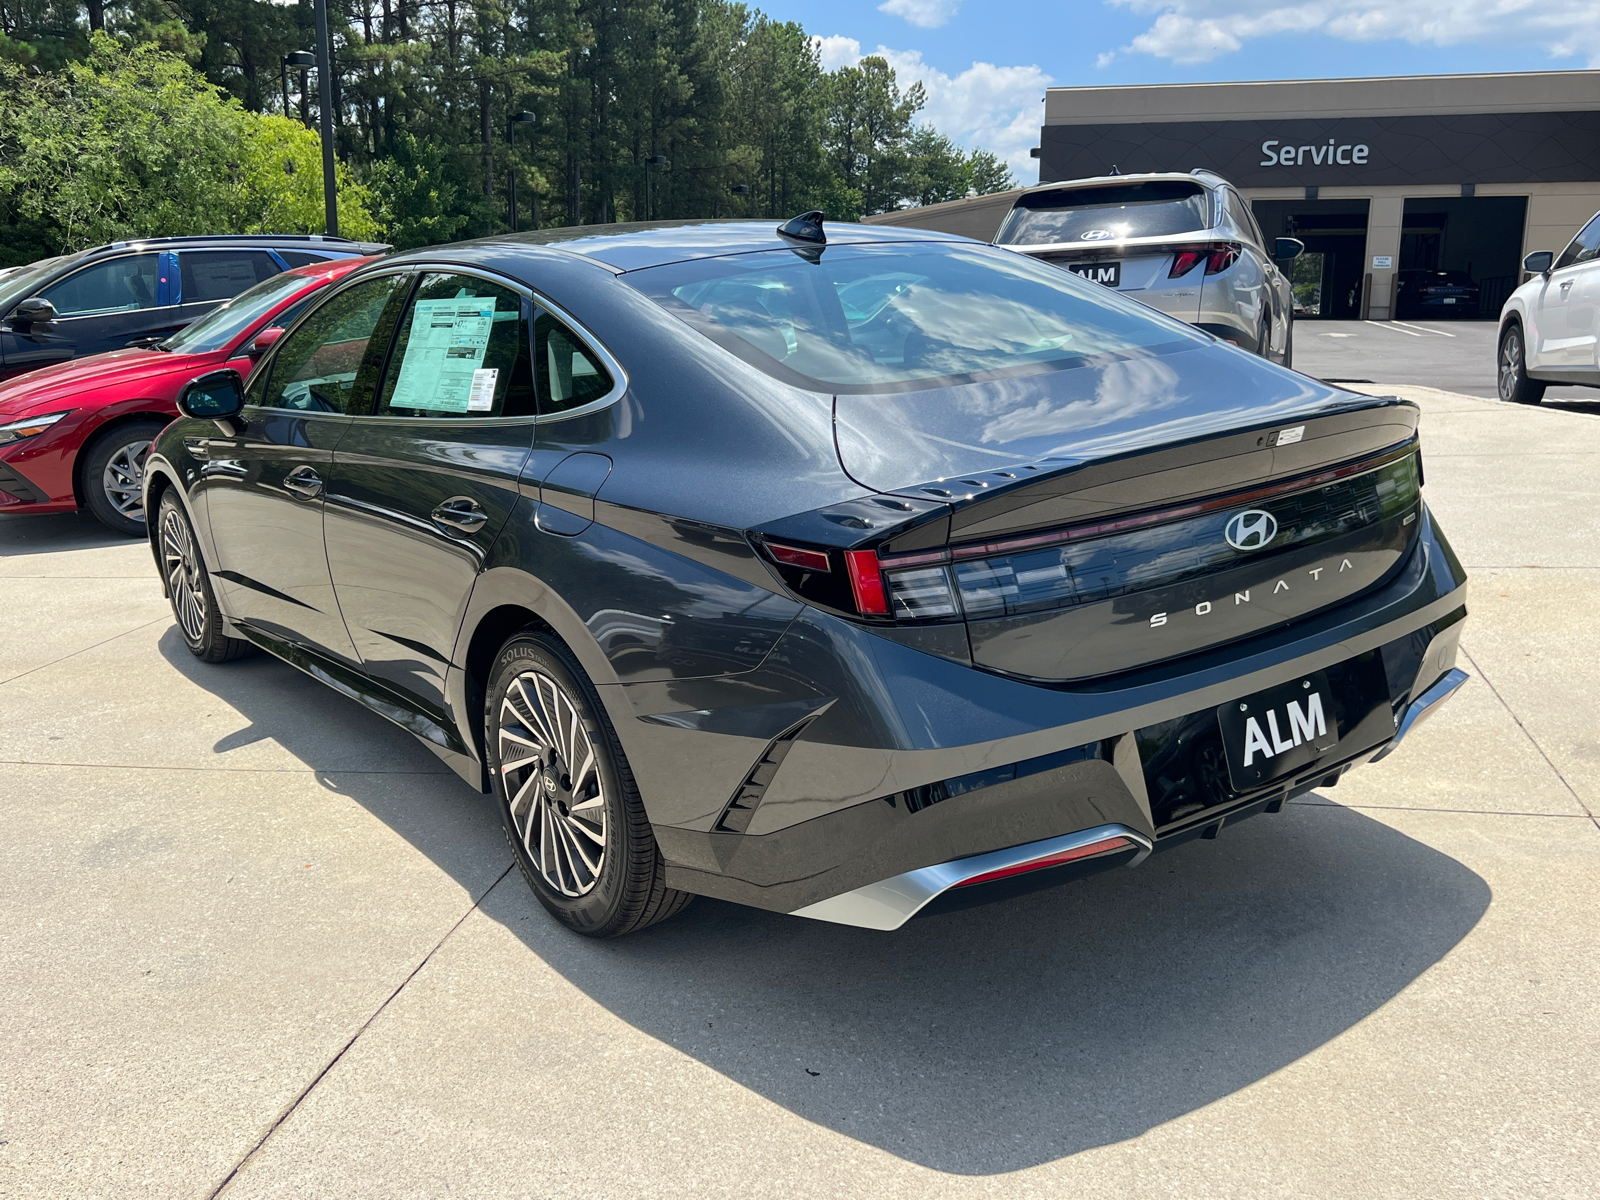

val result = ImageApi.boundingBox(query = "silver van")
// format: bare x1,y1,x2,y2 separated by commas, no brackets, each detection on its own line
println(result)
994,170,1302,366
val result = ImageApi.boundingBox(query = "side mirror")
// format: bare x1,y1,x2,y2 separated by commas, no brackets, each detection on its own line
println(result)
1523,251,1554,275
178,369,246,435
10,296,57,330
1273,238,1305,261
248,326,285,358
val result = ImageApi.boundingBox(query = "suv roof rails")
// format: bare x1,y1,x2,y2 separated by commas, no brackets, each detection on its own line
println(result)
1189,168,1232,185
84,233,383,256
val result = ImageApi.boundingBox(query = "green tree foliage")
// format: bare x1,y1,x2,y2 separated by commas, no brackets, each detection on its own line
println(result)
0,0,1018,259
0,33,377,264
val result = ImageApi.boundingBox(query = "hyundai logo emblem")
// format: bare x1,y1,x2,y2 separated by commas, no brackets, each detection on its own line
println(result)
1224,509,1278,551
1081,229,1116,241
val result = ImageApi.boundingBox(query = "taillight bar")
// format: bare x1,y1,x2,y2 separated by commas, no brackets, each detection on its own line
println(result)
878,441,1418,569
844,549,889,614
1169,241,1241,278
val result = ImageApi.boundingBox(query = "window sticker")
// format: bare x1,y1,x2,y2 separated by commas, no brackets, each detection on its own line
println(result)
467,368,499,412
389,297,497,412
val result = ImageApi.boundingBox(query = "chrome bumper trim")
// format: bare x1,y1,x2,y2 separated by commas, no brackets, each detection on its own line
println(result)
1372,667,1469,762
789,822,1152,932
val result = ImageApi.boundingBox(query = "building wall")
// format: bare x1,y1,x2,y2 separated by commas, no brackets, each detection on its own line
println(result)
860,189,1022,242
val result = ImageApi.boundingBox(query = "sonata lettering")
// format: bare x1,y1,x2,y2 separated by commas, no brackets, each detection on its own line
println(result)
1148,561,1357,630
1259,139,1369,168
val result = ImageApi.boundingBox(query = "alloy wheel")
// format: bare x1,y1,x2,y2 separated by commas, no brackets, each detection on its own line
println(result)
498,669,608,897
103,438,153,521
161,506,207,643
1499,329,1522,401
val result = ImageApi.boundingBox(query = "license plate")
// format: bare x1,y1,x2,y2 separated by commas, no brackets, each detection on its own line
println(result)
1442,297,1457,304
1216,672,1340,790
1069,261,1121,287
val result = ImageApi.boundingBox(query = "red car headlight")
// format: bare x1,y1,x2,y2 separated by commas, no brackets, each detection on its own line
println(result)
0,410,73,446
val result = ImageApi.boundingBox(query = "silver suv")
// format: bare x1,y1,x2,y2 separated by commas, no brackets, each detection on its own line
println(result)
994,170,1302,366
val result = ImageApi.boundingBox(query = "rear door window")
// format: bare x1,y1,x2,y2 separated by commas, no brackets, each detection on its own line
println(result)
178,250,281,303
998,181,1212,247
377,273,534,418
40,253,160,316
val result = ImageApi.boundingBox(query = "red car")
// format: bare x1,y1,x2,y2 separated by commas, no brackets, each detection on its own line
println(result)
0,256,372,535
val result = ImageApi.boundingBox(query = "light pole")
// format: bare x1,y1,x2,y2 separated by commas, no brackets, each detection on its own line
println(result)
645,154,668,221
283,51,314,126
507,111,536,233
313,0,338,237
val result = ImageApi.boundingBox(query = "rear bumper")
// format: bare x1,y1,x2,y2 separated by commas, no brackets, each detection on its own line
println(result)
627,506,1469,919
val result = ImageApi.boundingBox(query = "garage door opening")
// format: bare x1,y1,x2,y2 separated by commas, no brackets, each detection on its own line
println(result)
1398,196,1528,320
1251,199,1370,320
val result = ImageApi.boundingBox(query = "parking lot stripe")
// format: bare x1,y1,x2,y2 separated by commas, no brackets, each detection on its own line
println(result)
1391,320,1457,337
1362,321,1424,336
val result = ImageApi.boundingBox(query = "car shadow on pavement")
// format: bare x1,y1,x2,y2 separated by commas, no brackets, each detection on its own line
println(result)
159,627,1490,1176
0,511,137,555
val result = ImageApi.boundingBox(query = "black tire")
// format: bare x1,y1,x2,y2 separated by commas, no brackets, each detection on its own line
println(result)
485,630,692,937
157,491,251,663
1281,315,1294,370
83,418,168,535
1497,320,1546,405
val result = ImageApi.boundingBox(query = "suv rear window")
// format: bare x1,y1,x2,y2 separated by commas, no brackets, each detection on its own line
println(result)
627,242,1200,393
998,181,1212,247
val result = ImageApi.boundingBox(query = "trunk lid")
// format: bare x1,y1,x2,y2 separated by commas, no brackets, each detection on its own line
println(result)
831,346,1423,680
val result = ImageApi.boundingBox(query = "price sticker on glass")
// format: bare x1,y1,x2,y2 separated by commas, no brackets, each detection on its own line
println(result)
389,298,499,413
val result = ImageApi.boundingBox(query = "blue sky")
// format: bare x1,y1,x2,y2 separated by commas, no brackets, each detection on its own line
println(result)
762,0,1600,183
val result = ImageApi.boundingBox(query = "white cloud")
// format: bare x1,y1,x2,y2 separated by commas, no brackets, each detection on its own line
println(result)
877,0,962,29
813,37,1051,183
1102,0,1600,66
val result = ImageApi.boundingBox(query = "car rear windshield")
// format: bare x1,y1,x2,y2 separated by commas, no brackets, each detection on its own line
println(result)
160,271,312,355
997,181,1212,247
625,242,1200,393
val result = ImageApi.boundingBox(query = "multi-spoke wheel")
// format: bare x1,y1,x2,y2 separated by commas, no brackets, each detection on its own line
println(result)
1498,320,1545,405
83,419,167,535
156,490,250,663
162,502,207,645
498,668,609,897
486,631,692,936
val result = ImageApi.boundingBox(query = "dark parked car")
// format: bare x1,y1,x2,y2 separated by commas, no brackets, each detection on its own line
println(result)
144,217,1470,938
1396,269,1480,319
0,234,389,382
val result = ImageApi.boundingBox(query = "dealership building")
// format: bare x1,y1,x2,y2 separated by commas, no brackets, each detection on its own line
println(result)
866,71,1600,321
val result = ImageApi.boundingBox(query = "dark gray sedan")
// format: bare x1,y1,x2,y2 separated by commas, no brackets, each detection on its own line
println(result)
144,216,1468,937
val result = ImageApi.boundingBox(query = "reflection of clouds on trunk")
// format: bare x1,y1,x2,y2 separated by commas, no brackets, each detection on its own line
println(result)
981,355,1183,445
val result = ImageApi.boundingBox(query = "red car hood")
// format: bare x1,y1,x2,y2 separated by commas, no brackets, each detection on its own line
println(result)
0,347,218,417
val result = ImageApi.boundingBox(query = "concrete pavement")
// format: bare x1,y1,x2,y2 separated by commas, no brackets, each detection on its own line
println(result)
1,385,1597,1199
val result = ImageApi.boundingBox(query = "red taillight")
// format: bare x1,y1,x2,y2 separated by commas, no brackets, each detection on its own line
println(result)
954,836,1133,888
767,542,831,573
844,549,889,615
1168,242,1241,278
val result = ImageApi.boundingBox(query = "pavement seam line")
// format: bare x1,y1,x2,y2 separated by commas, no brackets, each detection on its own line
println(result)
0,616,168,687
1460,645,1599,830
0,758,451,776
206,861,516,1199
1290,798,1594,818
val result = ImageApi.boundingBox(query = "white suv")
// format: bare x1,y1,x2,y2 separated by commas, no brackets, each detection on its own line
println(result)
1497,212,1600,404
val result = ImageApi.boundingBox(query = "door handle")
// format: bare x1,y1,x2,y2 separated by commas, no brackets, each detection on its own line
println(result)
431,497,488,534
1561,279,1575,294
283,465,324,499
